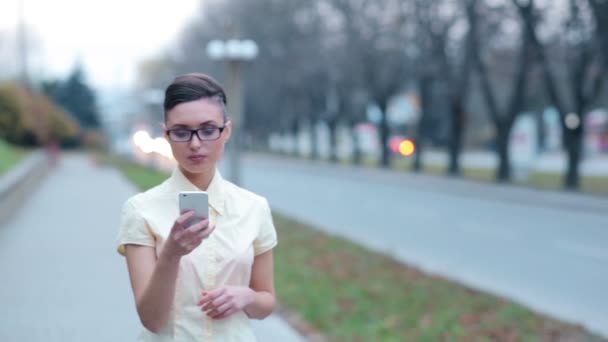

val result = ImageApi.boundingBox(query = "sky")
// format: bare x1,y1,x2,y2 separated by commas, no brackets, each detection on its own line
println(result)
0,0,200,91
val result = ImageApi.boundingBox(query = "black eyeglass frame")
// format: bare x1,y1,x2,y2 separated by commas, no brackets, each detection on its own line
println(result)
165,126,227,142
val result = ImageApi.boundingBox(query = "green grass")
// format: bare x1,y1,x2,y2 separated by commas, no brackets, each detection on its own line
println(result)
0,140,25,175
100,152,605,341
273,215,602,341
96,153,168,190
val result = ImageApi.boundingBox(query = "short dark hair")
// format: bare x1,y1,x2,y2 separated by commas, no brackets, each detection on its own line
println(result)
163,73,227,121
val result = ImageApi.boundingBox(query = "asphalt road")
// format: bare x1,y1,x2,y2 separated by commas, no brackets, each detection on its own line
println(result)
230,153,608,338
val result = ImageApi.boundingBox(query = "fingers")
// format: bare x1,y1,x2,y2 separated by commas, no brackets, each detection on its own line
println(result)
184,222,215,250
197,287,242,320
186,218,209,233
184,220,213,249
202,293,230,312
168,215,215,256
181,219,209,241
198,288,226,306
171,218,205,243
215,307,238,320
198,224,215,240
175,211,195,229
208,301,232,319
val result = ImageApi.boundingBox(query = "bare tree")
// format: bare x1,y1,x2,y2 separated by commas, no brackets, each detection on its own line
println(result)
471,0,536,182
446,0,477,176
314,0,370,163
341,85,369,165
519,0,605,189
162,0,607,188
329,0,413,168
412,0,476,175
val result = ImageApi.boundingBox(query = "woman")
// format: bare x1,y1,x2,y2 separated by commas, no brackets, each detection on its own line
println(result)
116,73,277,341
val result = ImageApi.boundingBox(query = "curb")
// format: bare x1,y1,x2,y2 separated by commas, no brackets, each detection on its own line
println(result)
0,151,50,226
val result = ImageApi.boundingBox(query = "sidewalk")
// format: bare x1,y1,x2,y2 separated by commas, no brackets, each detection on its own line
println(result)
0,153,303,341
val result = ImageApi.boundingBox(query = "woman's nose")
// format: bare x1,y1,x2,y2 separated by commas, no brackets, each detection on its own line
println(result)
189,134,203,148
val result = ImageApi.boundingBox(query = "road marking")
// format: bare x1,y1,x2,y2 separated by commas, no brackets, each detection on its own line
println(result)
553,240,608,263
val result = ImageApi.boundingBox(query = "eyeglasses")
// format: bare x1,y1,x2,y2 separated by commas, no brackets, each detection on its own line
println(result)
166,126,226,142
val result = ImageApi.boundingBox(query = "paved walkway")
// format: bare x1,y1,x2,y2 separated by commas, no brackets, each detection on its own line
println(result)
0,153,303,341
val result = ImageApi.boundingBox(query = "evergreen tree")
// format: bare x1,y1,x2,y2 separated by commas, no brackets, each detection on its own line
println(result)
42,65,100,129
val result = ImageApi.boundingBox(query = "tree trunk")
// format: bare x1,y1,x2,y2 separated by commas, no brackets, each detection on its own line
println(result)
536,110,546,153
412,142,423,172
280,127,290,156
496,125,511,182
564,109,585,189
447,98,465,176
378,101,391,168
564,128,583,190
291,118,299,157
350,121,362,165
327,119,338,163
309,119,318,160
413,74,432,172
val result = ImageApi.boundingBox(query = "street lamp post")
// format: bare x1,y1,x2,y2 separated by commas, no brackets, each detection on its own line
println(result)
206,39,258,186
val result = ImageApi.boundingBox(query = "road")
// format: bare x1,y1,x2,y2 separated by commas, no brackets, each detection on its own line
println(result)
0,154,303,341
232,153,608,338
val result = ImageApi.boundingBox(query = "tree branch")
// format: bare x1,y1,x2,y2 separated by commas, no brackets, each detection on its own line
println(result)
470,1,501,127
516,0,569,117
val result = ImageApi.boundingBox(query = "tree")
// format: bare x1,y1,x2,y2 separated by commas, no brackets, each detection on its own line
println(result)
174,0,325,152
0,83,79,146
412,0,476,174
42,65,101,129
471,0,535,182
445,0,477,176
329,0,413,168
520,0,605,189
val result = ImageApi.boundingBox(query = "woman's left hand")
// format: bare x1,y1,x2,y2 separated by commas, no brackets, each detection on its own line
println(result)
198,286,255,319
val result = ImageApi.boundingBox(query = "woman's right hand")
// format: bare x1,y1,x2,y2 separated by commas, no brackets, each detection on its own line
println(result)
163,211,215,258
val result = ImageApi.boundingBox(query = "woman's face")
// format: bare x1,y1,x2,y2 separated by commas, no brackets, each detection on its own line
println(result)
164,98,231,175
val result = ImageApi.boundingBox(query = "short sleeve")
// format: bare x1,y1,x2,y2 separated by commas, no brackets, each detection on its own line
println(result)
116,199,155,256
253,198,278,256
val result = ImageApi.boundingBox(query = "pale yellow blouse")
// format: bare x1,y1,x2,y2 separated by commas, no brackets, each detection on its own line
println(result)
116,168,278,341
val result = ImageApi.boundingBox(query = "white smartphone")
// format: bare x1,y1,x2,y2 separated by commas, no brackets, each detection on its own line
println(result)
178,191,209,227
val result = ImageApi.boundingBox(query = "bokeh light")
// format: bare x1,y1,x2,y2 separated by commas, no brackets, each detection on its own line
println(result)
132,130,173,158
398,139,416,157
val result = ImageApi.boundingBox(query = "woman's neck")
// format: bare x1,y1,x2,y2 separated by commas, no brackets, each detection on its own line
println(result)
180,166,215,191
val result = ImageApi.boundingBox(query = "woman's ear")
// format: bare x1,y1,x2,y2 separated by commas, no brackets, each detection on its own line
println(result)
223,120,233,142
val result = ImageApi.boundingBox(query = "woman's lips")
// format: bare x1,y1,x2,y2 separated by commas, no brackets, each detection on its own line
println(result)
188,155,207,162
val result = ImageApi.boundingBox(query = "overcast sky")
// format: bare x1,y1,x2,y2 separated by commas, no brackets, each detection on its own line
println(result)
0,0,200,90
